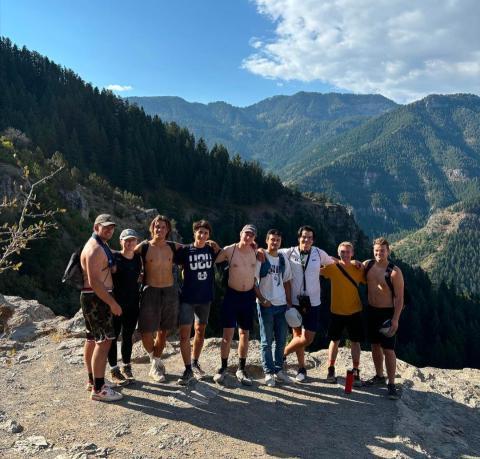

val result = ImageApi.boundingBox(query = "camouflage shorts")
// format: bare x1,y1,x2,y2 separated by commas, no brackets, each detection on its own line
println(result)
80,292,115,343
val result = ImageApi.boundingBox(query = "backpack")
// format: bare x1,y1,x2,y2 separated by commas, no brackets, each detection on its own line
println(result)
259,253,286,279
62,248,83,290
365,260,412,308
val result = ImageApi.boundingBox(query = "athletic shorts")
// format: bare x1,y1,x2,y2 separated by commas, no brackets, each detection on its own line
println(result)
178,302,211,326
367,305,396,350
328,311,364,342
221,287,256,331
138,285,179,333
80,292,115,343
294,305,321,333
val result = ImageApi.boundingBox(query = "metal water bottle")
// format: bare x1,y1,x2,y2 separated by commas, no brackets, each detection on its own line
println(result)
345,369,354,393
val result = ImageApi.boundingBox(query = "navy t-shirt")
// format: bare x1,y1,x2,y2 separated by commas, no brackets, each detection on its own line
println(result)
176,244,216,304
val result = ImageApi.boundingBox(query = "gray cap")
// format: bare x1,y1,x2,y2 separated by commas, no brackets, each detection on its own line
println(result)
119,229,140,240
241,224,257,236
94,214,116,226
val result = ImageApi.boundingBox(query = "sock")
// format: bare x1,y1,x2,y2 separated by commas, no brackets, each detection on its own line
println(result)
352,362,360,370
148,351,154,362
94,377,105,392
185,364,192,371
221,358,228,369
88,373,94,384
193,359,199,366
239,358,246,370
329,360,336,368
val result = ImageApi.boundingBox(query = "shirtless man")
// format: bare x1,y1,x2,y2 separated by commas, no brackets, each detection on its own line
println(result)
136,215,179,383
364,237,404,400
80,214,123,402
213,224,258,386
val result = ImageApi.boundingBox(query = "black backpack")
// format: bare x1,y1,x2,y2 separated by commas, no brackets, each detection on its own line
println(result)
62,248,83,290
365,260,412,308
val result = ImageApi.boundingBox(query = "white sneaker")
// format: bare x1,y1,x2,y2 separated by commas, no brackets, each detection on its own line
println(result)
149,358,166,383
86,380,116,392
295,368,307,383
91,385,123,402
213,367,227,384
236,369,253,386
275,370,290,383
265,373,275,387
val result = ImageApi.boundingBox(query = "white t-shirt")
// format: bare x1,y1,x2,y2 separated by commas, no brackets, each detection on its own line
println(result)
255,253,292,306
280,246,334,307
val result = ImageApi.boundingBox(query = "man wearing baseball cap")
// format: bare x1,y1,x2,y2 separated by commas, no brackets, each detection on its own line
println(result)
80,213,123,402
212,224,258,386
108,229,142,385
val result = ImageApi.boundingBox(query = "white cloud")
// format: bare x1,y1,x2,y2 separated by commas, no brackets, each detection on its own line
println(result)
243,0,480,102
106,84,133,92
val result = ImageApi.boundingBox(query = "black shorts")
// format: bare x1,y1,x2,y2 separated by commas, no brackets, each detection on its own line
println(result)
221,287,256,331
328,311,364,342
367,305,396,350
80,292,116,343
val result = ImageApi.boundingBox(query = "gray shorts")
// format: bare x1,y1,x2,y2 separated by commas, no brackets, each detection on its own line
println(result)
178,302,211,326
138,285,179,333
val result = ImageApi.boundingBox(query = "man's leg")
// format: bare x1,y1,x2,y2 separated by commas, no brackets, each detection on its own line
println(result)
192,322,207,361
273,307,288,373
238,328,250,359
179,325,193,366
92,339,112,391
258,305,275,374
84,340,95,386
141,332,155,356
351,341,361,369
384,349,396,384
371,343,384,377
328,340,340,367
154,330,168,357
220,327,235,360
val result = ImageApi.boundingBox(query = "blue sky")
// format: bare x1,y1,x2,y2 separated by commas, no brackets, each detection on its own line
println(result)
1,0,478,105
0,0,336,106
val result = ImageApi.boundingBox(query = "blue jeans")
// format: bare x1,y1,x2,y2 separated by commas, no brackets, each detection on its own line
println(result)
257,303,288,374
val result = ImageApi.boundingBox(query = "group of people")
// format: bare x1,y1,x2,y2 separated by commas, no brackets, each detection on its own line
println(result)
79,213,404,403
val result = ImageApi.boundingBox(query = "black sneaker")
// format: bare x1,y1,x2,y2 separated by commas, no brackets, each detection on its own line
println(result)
122,364,135,381
326,366,337,383
364,375,386,386
110,367,129,386
192,361,206,380
353,368,362,387
387,383,399,400
177,368,195,386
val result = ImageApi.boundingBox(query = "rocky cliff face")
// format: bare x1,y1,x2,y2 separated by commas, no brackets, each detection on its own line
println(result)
0,295,478,458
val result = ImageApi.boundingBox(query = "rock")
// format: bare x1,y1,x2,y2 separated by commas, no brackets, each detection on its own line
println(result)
112,423,130,438
56,309,85,338
1,419,24,433
15,435,50,453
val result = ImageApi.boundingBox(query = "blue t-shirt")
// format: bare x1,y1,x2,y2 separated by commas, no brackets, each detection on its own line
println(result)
177,244,216,304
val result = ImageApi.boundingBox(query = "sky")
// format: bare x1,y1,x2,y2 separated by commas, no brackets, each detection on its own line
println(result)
1,0,479,106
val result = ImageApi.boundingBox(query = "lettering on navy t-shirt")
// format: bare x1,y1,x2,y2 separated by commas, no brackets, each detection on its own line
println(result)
176,244,216,304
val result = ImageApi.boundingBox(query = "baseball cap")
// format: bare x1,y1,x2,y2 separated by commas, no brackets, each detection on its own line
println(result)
94,214,116,226
119,229,140,240
285,308,302,328
241,224,257,236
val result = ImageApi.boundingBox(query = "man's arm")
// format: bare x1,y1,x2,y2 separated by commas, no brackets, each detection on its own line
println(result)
85,247,122,316
284,280,292,307
389,267,404,334
214,245,231,264
254,283,271,307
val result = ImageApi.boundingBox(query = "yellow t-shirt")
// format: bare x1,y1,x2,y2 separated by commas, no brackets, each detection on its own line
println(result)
321,263,365,315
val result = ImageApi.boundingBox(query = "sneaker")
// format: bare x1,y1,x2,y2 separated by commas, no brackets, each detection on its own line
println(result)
365,375,386,386
111,367,128,386
192,362,206,380
213,367,227,384
326,366,337,384
387,383,399,400
91,385,123,402
275,370,289,383
122,364,135,381
236,369,253,386
177,368,195,386
149,359,166,383
353,368,362,387
86,380,115,392
295,367,307,383
265,373,275,387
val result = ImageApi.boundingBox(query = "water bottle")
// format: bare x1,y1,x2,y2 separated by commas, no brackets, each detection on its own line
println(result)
345,369,354,393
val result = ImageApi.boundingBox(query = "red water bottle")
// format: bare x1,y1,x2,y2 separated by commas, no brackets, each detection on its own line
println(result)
345,369,354,393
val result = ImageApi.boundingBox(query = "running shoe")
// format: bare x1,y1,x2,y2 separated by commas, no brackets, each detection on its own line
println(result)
192,361,206,380
236,369,253,386
353,368,363,387
149,358,166,383
86,380,115,392
364,375,386,386
91,385,123,402
295,367,307,383
274,370,289,383
110,367,128,386
326,366,337,384
122,364,135,381
265,373,275,387
177,368,195,386
387,383,399,400
213,367,227,384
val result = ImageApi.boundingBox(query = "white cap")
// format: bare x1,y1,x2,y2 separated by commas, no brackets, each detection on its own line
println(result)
285,308,302,328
